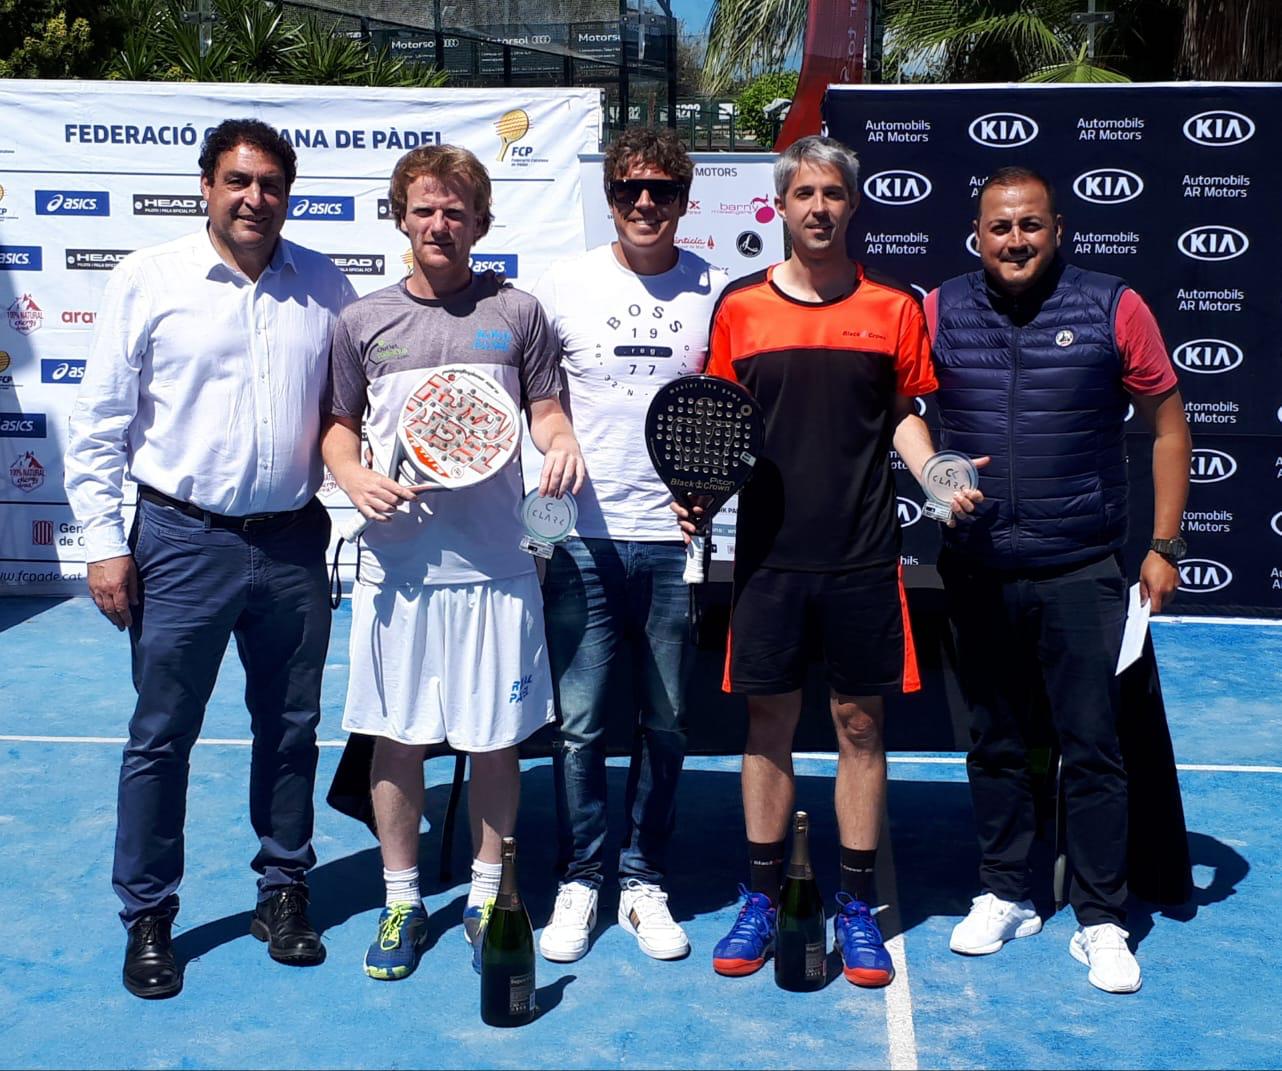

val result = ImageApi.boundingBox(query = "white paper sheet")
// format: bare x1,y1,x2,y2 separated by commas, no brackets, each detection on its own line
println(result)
1115,582,1151,675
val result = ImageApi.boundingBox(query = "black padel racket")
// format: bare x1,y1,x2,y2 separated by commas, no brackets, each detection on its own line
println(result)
644,375,764,583
338,364,520,543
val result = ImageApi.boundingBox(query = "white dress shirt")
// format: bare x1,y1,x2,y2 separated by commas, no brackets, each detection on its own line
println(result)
65,227,355,562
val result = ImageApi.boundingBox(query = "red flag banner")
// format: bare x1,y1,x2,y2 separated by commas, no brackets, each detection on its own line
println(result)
772,0,868,152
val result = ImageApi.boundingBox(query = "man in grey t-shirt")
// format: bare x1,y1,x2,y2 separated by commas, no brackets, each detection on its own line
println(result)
321,145,585,982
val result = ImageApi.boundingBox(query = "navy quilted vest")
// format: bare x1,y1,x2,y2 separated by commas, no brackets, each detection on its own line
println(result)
933,261,1129,570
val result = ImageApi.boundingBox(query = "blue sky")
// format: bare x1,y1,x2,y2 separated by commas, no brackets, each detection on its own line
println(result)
670,0,713,35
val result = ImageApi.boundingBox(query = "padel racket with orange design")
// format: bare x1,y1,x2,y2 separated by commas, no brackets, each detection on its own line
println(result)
338,364,520,543
644,375,764,583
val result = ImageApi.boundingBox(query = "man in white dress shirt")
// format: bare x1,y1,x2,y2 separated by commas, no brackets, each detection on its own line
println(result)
65,118,355,1000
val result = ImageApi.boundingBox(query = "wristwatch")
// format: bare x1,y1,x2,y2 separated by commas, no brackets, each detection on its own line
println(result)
1149,536,1188,564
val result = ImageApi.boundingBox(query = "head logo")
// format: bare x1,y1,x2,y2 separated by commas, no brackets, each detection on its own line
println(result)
326,254,386,276
968,113,1039,148
7,294,42,334
1272,511,1282,538
1189,448,1237,483
133,194,206,216
1178,225,1248,261
863,170,932,205
896,497,923,527
1055,329,1074,347
736,231,763,257
288,196,354,221
1178,558,1232,593
1073,169,1144,204
32,519,54,546
65,249,129,271
965,232,980,257
1183,111,1255,147
7,451,44,492
495,109,531,161
1173,339,1243,375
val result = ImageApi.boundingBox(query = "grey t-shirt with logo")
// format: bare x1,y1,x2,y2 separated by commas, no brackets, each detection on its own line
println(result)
329,272,560,586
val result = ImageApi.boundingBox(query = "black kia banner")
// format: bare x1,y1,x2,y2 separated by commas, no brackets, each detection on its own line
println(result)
825,84,1282,616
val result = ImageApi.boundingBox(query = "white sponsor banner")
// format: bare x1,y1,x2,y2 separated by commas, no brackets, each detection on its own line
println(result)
577,152,782,563
0,80,600,595
579,152,784,280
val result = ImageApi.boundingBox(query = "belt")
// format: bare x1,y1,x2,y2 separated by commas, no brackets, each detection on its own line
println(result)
137,485,305,531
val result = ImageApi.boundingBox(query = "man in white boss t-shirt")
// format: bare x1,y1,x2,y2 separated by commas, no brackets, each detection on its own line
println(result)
322,145,585,983
532,128,728,963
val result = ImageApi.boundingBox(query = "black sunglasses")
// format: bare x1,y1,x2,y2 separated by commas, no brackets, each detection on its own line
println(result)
608,178,687,207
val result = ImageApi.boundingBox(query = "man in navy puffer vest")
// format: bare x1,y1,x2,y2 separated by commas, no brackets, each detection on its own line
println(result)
924,167,1191,994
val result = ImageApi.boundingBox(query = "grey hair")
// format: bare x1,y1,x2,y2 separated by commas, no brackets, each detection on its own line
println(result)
773,135,861,199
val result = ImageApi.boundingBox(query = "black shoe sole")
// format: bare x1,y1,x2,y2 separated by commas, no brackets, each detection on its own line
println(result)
122,972,183,999
250,918,327,965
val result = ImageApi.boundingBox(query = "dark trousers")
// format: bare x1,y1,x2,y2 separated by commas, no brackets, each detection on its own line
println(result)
114,496,331,929
940,552,1129,926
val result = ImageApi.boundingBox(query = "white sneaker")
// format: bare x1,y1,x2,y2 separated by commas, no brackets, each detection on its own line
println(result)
618,879,690,960
949,892,1043,955
1069,923,1142,993
538,881,598,963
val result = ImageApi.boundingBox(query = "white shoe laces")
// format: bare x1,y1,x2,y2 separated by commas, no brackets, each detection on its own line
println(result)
1085,923,1131,952
552,883,595,928
625,882,677,930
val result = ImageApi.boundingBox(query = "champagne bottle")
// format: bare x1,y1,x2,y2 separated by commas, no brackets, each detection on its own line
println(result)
774,811,827,992
480,836,537,1027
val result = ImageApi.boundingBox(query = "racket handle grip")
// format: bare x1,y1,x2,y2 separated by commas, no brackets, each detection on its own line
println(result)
338,511,372,543
683,535,706,584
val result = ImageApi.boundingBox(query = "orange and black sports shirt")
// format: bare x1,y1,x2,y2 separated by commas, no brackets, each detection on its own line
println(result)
706,262,937,573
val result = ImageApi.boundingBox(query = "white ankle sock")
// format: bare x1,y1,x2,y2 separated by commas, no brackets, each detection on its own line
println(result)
468,859,502,908
384,865,421,908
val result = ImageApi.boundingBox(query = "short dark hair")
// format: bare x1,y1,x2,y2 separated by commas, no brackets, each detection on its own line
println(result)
977,166,1057,216
603,126,694,202
199,118,297,188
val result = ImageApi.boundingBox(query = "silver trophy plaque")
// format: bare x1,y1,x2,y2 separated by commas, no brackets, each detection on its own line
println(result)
920,451,979,522
519,490,577,558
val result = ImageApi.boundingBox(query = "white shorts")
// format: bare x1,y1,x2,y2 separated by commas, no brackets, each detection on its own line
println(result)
342,573,555,752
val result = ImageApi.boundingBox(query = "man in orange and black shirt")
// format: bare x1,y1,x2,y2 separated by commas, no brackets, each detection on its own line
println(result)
679,135,978,988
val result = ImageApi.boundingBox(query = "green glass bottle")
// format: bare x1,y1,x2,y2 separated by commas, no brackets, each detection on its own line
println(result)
774,810,826,992
480,836,537,1027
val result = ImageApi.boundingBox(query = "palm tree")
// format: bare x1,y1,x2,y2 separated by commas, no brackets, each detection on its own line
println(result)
1179,0,1282,79
701,0,805,95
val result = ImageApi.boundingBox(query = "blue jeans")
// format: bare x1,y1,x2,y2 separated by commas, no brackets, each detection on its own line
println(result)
543,538,692,889
114,496,331,928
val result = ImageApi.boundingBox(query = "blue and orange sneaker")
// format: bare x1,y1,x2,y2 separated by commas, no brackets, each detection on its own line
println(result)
712,885,776,977
364,902,430,981
463,898,494,975
834,893,893,987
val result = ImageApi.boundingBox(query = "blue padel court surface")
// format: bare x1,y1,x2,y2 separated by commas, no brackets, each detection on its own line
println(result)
1,597,1279,1069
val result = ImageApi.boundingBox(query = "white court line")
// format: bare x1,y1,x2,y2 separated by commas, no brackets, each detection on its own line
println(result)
877,808,918,1071
1,738,1280,776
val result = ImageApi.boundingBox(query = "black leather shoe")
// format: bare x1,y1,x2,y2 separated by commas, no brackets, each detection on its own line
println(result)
123,914,182,999
250,885,326,965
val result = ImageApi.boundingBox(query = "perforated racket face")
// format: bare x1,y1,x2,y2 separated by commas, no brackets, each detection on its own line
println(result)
396,365,520,488
644,375,764,507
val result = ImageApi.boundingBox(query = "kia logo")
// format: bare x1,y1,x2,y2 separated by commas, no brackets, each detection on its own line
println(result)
968,113,1039,147
1178,558,1233,593
1271,511,1282,537
1189,448,1237,483
1183,110,1255,147
913,396,927,417
863,170,932,205
1073,169,1144,204
965,232,980,257
896,497,923,527
1178,225,1248,261
1173,339,1243,375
